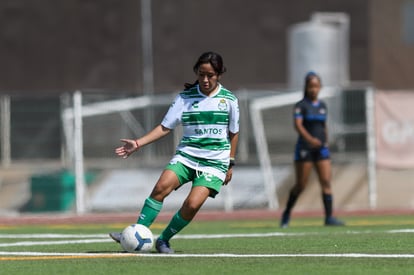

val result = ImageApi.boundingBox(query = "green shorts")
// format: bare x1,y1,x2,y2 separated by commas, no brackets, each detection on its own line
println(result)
165,161,223,198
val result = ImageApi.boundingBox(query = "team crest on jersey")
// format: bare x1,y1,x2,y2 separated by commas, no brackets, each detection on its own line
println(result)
218,99,227,111
300,150,308,158
319,108,326,114
192,101,199,109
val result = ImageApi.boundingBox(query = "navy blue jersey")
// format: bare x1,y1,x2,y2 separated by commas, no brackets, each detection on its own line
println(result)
293,98,327,149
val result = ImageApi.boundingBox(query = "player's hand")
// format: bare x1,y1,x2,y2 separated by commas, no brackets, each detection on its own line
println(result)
115,139,140,159
308,137,322,148
223,167,233,185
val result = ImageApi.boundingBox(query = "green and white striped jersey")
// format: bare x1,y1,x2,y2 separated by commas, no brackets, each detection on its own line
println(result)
161,84,239,181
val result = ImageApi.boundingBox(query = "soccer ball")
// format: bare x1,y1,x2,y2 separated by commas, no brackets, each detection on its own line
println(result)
120,224,154,253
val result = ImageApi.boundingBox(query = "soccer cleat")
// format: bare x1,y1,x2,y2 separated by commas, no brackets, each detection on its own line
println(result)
109,232,122,243
325,217,345,226
155,238,174,254
280,211,290,228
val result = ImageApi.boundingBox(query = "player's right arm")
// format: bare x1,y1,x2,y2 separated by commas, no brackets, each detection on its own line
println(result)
115,125,171,159
116,94,183,159
136,124,172,147
294,116,322,149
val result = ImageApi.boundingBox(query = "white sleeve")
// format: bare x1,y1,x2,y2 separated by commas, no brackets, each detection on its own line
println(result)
161,94,183,129
229,98,240,134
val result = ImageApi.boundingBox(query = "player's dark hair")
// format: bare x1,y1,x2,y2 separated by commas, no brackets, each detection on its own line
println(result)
303,71,321,98
184,52,227,90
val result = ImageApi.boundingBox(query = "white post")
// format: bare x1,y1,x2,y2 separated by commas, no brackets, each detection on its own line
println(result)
0,95,11,167
73,91,86,214
61,94,74,168
223,182,234,212
236,90,250,162
365,88,377,209
141,0,154,95
141,0,155,161
250,101,278,209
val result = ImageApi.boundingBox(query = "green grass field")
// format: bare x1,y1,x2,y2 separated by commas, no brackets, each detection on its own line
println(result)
1,214,413,274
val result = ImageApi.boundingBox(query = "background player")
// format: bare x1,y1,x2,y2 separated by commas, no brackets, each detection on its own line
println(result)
280,71,344,228
110,51,239,253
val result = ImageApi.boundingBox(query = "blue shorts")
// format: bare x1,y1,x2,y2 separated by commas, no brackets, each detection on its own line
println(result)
294,144,330,162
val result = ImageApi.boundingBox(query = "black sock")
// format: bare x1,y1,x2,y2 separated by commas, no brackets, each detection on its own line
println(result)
284,191,299,214
322,193,333,218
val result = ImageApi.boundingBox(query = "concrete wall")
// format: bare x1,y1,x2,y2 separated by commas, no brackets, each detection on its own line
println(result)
370,0,414,89
0,0,370,95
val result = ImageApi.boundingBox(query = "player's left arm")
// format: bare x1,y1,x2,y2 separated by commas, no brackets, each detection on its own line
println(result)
323,102,329,147
229,131,239,161
224,131,239,185
224,97,240,185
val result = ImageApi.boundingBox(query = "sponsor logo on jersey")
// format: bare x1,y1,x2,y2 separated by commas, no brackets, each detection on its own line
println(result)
218,99,227,111
194,128,223,135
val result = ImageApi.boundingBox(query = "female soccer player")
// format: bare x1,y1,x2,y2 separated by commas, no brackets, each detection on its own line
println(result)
280,71,344,228
110,52,239,253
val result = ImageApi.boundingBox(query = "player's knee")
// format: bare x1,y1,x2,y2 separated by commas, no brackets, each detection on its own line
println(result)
293,183,306,194
182,198,202,215
151,183,173,200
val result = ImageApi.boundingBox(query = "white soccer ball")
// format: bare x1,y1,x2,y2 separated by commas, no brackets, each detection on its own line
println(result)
120,224,154,253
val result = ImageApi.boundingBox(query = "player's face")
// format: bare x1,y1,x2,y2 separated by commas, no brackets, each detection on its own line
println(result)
197,63,220,95
306,77,321,101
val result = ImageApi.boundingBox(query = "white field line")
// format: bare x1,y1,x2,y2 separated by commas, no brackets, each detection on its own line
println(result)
0,239,113,247
0,232,309,240
1,228,413,241
0,232,308,248
0,234,109,239
387,229,414,233
0,251,414,259
0,229,413,258
0,229,413,248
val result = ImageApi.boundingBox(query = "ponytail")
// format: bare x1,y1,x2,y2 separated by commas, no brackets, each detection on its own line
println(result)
184,80,198,91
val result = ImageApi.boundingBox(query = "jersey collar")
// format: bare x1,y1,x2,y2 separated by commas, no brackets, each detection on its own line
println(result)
197,83,222,98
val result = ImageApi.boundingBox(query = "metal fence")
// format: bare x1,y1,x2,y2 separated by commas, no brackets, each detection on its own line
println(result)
0,87,371,214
